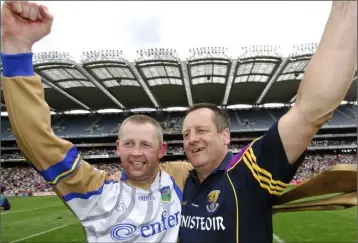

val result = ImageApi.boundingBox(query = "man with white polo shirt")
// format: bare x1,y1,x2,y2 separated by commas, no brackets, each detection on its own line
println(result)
1,1,192,242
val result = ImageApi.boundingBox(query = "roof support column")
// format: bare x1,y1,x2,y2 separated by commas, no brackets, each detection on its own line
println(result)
223,59,238,105
74,64,125,109
256,58,290,104
38,75,91,110
180,61,193,106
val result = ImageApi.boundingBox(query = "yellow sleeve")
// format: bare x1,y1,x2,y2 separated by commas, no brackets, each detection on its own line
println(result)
160,161,193,191
2,75,112,210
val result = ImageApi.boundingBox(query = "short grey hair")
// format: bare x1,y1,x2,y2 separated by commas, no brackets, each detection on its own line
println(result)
118,114,164,144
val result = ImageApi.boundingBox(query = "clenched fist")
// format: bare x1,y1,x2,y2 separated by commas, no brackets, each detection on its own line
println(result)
1,1,53,54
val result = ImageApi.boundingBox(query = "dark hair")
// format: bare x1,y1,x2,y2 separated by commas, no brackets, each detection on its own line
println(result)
1,186,5,194
185,103,231,132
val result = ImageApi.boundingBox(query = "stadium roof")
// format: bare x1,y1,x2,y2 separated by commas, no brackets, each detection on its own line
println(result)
1,46,357,113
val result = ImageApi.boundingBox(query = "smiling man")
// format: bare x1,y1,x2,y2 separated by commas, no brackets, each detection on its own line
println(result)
1,1,192,242
179,1,357,242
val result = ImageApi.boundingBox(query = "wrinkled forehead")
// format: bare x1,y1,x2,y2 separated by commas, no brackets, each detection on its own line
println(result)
183,108,216,131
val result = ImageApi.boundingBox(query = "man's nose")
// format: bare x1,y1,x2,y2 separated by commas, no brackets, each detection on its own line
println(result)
130,147,143,156
188,132,199,145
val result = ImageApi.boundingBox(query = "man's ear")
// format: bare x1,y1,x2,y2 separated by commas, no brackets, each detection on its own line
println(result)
115,140,120,157
158,142,168,159
222,128,231,146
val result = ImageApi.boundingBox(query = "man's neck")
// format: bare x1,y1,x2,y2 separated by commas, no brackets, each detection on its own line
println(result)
127,168,159,191
196,151,229,183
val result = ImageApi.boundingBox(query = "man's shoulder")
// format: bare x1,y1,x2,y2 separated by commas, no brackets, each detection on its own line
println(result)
250,121,282,150
109,170,123,181
159,162,193,191
159,161,193,176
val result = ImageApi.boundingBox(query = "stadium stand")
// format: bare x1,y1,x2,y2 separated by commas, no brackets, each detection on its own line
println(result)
1,47,357,195
1,106,356,139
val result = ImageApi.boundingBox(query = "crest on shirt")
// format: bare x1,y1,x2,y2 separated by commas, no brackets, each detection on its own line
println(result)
206,190,220,213
159,186,171,204
115,196,127,212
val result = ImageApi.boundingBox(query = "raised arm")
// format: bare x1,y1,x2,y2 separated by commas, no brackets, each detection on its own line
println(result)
1,1,115,220
278,1,357,164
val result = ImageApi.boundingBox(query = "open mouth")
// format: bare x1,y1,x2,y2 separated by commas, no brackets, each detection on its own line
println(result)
192,148,205,154
131,161,145,168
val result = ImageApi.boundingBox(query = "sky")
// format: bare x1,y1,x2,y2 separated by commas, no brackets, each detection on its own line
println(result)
30,1,333,62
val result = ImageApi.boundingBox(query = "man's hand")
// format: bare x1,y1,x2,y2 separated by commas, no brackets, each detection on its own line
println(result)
1,1,53,54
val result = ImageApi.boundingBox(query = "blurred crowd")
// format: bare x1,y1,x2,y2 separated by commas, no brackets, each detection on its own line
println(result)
293,153,357,182
311,139,357,147
2,166,53,194
161,116,183,133
1,139,357,194
1,163,122,195
1,151,356,194
2,139,356,162
1,144,248,160
82,148,117,156
1,151,23,160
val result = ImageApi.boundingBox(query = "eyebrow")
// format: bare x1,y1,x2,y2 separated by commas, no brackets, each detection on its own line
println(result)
183,125,209,133
121,138,154,144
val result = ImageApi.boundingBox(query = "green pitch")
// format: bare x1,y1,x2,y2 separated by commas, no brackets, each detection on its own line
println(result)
1,195,356,243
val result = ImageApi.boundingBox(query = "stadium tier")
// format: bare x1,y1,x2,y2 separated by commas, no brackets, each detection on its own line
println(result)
1,48,357,113
1,104,356,139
